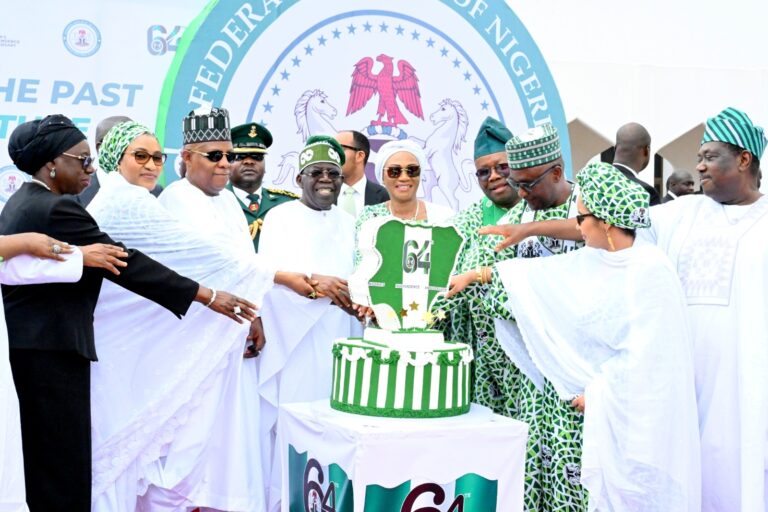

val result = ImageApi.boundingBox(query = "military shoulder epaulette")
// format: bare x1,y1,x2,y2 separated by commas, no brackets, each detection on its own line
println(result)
265,187,299,198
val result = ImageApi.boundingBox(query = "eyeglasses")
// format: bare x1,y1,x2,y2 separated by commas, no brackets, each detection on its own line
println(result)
233,153,265,162
475,163,510,181
61,152,94,170
340,144,362,153
130,150,167,166
302,168,343,180
385,165,421,179
187,149,236,163
575,213,596,226
506,164,558,193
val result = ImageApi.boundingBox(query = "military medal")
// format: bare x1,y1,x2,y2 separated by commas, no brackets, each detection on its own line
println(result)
249,202,259,212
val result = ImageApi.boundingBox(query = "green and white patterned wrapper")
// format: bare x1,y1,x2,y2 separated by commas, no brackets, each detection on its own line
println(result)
331,337,474,418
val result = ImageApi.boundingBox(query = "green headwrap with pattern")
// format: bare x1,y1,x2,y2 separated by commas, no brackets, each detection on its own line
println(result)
576,162,651,229
99,121,154,173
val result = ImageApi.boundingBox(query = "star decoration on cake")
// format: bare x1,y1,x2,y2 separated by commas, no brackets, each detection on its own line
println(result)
409,301,419,311
399,308,408,317
435,309,447,321
422,311,434,324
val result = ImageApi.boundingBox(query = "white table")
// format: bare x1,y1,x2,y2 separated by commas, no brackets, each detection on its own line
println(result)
278,400,528,511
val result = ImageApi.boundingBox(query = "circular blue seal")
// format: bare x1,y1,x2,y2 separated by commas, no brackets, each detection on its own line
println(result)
62,19,102,58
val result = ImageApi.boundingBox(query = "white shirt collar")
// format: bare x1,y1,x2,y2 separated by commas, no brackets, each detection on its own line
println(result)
668,190,678,199
613,163,639,179
341,175,367,196
232,184,262,205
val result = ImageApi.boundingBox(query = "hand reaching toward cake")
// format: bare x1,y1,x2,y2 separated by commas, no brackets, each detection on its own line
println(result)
310,274,351,308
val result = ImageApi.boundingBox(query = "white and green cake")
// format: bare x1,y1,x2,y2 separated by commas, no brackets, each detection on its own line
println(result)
332,218,472,418
331,328,473,418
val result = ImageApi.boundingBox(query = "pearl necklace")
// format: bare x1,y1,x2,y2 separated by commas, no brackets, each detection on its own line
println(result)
388,200,420,221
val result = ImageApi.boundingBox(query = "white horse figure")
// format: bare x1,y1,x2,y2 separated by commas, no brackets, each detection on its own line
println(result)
273,90,339,187
416,99,473,210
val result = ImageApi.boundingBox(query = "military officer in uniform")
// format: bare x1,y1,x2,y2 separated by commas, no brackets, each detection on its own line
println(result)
227,122,298,251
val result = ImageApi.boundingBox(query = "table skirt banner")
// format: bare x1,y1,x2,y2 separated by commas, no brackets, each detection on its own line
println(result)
278,400,528,512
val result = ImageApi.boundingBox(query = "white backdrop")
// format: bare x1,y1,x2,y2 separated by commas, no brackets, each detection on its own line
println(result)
0,0,570,211
2,0,766,209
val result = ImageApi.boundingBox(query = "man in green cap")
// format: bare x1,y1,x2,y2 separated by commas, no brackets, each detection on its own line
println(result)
227,122,298,251
435,116,520,414
477,122,587,512
637,107,768,510
257,135,367,508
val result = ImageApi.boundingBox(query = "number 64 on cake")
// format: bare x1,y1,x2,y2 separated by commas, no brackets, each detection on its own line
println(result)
332,218,474,418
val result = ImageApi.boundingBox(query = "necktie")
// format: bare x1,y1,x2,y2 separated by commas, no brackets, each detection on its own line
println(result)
339,187,357,217
247,193,260,213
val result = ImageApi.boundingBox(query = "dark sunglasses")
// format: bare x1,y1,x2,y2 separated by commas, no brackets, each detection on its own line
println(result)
385,164,421,179
506,164,558,193
61,152,94,170
475,162,510,181
575,213,596,226
188,149,236,163
303,168,343,180
233,153,265,162
130,150,167,166
340,144,362,152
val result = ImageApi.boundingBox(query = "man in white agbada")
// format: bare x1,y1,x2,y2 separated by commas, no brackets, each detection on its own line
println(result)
88,116,312,512
636,107,768,511
257,135,362,510
449,162,701,511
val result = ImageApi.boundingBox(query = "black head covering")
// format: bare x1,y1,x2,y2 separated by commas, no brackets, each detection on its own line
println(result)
8,115,87,175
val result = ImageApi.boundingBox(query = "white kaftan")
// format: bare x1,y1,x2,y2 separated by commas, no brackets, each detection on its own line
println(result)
256,201,358,511
496,245,701,511
88,173,274,512
638,194,768,511
0,251,83,512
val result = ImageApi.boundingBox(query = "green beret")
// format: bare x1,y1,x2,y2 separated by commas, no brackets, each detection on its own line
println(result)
299,135,345,171
505,123,561,170
474,117,513,160
231,122,273,154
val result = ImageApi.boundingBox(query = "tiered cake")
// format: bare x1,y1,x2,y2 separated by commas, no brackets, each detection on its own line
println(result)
331,218,472,418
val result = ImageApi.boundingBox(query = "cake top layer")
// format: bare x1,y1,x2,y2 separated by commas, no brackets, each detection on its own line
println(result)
350,218,464,331
339,337,464,353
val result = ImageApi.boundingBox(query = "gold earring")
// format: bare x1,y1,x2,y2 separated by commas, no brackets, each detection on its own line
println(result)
49,167,56,179
605,228,616,251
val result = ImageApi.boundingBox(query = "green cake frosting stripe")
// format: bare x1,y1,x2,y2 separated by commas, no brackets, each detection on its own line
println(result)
331,339,473,418
353,358,365,405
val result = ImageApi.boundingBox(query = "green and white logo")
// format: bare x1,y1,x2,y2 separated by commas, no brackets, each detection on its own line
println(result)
351,218,464,330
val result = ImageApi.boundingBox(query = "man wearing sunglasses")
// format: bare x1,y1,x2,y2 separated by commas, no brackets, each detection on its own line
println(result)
433,116,520,412
258,135,367,508
477,123,588,511
226,122,298,252
335,130,388,217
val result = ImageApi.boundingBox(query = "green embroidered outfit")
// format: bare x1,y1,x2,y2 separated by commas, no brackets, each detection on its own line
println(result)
481,185,588,512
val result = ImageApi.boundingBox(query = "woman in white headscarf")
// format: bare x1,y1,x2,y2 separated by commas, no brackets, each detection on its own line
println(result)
87,121,311,512
355,140,454,262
